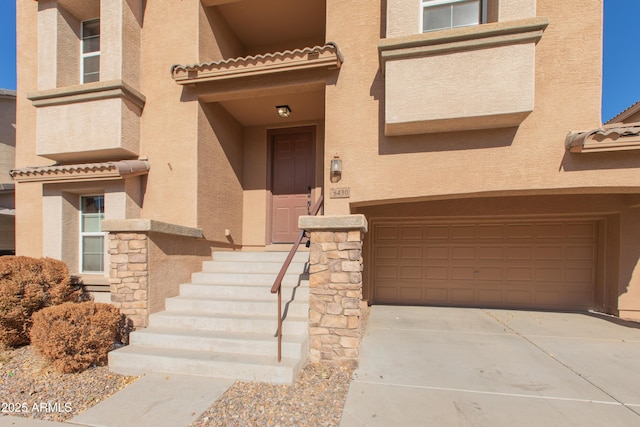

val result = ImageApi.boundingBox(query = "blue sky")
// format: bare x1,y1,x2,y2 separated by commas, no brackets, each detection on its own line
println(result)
0,1,638,122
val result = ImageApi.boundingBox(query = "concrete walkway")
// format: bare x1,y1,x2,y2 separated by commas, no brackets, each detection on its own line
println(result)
1,373,233,427
341,306,640,426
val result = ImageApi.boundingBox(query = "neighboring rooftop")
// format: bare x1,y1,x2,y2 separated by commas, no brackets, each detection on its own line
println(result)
0,89,16,99
605,100,640,125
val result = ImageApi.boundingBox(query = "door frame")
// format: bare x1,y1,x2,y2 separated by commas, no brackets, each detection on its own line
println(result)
266,125,317,245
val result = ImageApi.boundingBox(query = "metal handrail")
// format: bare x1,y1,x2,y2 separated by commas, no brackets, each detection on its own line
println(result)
271,195,324,362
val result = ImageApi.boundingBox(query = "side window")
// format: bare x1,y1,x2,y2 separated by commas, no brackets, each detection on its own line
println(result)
80,195,105,272
81,19,100,83
422,0,483,32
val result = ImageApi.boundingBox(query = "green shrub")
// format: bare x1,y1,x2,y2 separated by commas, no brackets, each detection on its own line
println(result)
30,301,121,373
0,256,81,347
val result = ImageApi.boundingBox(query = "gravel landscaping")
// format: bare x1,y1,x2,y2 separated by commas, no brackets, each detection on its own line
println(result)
0,346,137,422
1,347,354,426
192,363,353,427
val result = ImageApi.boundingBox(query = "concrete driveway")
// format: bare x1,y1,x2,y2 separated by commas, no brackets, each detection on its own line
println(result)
340,306,640,426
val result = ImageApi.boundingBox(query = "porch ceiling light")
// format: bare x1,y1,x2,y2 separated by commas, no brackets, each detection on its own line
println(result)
276,105,292,118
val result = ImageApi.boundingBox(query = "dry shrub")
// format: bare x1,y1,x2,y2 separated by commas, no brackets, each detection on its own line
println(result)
0,257,81,347
30,301,121,373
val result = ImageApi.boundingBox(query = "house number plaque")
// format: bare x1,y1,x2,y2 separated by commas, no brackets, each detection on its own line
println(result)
330,187,350,199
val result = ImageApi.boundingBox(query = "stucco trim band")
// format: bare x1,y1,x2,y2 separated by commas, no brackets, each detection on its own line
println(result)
171,43,343,85
566,126,640,153
299,215,368,232
27,80,146,110
378,17,549,75
10,160,150,183
101,219,204,239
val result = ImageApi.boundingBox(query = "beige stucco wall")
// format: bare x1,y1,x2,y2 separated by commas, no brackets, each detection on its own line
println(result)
35,97,141,162
0,94,16,183
384,40,535,134
324,0,605,216
147,232,212,314
136,1,199,228
197,102,244,244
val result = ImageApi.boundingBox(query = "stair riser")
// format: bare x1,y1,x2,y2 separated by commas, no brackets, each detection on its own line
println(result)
192,272,308,286
129,332,305,358
213,252,310,263
109,352,298,384
148,315,308,335
179,284,309,300
165,298,309,317
202,261,308,274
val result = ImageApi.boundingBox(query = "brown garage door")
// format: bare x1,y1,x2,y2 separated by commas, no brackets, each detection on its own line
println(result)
372,219,598,310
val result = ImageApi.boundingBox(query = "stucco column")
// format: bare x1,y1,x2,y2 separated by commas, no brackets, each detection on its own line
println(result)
299,214,368,368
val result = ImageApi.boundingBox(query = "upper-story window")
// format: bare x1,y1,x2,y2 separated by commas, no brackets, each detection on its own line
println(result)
422,0,484,32
81,19,100,84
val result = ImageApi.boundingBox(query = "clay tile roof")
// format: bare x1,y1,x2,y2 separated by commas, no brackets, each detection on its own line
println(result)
565,125,640,153
10,160,150,183
605,100,640,125
171,43,343,84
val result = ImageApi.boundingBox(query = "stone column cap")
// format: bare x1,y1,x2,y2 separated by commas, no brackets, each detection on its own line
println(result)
299,214,368,232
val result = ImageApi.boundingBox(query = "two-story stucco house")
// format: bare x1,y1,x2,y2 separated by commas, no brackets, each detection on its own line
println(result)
13,0,640,383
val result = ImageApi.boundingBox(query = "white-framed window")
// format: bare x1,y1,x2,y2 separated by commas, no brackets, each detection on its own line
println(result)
421,0,485,33
81,18,100,83
80,195,105,273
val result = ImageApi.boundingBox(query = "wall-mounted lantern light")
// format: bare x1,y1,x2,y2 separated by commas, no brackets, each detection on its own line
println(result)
330,156,342,182
276,105,291,118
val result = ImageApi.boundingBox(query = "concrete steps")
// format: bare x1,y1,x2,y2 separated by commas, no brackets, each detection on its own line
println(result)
109,250,310,384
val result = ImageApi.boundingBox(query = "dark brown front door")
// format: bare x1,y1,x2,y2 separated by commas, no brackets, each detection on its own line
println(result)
271,128,315,243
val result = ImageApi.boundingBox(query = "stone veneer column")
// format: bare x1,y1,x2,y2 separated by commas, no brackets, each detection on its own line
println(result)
299,214,368,368
108,232,149,328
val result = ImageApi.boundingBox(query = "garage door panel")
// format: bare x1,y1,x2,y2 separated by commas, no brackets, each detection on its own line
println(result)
376,226,398,240
372,219,597,310
506,267,533,281
505,289,533,305
452,246,476,260
450,288,476,303
399,287,423,301
566,246,595,261
427,247,449,259
451,267,476,280
425,266,448,280
399,266,422,279
478,246,503,260
507,246,533,260
536,246,564,260
376,246,398,259
400,246,423,259
507,224,535,239
565,267,594,283
536,223,564,239
567,223,596,239
477,289,503,304
535,268,563,282
400,225,423,240
452,225,476,240
478,224,505,239
477,267,503,281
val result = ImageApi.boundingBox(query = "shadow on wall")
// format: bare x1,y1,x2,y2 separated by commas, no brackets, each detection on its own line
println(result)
560,150,640,172
369,70,519,155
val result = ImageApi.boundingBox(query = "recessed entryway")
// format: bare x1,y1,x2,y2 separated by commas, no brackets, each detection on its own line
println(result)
269,127,315,243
